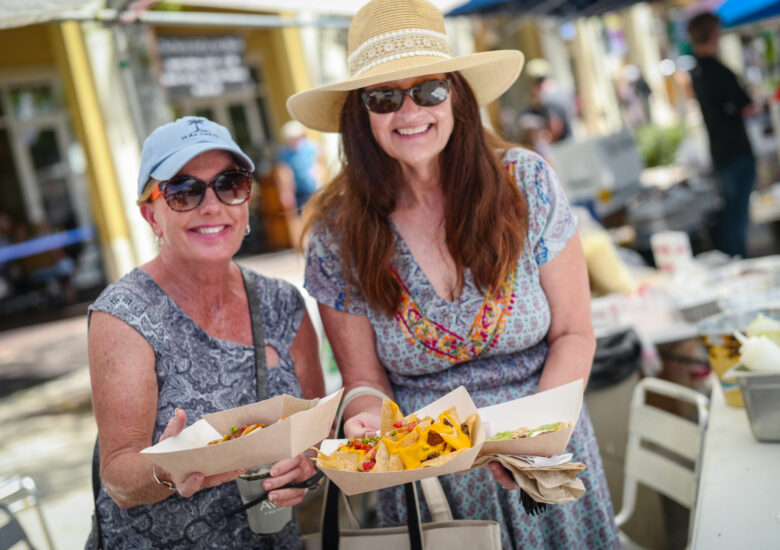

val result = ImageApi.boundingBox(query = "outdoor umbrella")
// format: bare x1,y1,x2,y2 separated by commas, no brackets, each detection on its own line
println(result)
718,0,780,28
448,0,644,18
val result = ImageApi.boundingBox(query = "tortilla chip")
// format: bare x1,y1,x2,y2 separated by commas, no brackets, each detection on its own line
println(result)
380,399,404,436
398,429,419,448
388,454,404,472
443,406,462,427
372,442,390,473
464,413,479,445
317,450,360,472
416,418,433,431
420,447,467,468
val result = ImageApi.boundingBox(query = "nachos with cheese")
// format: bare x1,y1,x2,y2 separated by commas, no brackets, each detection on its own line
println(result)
316,397,478,472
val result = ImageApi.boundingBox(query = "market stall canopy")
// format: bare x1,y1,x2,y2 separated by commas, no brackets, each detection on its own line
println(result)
717,0,780,28
177,0,464,17
0,0,100,29
0,0,465,29
448,0,644,18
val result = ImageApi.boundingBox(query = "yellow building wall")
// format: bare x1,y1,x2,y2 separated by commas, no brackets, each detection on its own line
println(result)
48,22,132,279
0,23,131,279
0,25,54,67
246,26,311,134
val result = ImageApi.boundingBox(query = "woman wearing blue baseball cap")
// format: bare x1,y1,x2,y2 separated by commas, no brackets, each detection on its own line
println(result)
86,116,324,549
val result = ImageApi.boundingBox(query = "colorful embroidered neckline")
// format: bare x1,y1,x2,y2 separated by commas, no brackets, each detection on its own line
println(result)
392,267,517,363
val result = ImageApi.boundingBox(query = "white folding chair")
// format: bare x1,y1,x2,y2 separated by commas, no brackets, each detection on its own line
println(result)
0,503,36,550
614,377,709,550
0,476,54,550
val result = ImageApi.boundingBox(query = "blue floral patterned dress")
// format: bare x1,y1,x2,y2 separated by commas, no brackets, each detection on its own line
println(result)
86,267,306,549
305,148,619,549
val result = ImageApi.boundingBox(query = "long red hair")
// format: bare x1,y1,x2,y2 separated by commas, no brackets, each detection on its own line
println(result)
304,72,528,315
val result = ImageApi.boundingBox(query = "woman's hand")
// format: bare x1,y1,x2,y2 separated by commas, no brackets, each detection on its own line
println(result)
343,412,380,439
158,409,248,498
488,462,520,491
262,452,318,507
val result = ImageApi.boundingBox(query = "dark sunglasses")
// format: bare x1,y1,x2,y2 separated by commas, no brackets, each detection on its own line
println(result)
154,169,252,212
360,79,451,114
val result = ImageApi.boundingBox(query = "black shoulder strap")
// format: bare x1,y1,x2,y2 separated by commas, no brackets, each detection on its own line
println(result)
241,267,268,401
90,441,102,549
321,422,424,549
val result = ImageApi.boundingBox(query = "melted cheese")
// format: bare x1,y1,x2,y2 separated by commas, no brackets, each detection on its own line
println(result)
380,410,470,469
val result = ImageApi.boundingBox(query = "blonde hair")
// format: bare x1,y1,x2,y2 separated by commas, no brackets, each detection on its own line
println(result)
136,178,160,206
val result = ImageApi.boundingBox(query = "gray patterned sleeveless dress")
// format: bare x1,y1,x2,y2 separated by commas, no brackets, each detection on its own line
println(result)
305,149,620,549
85,267,306,549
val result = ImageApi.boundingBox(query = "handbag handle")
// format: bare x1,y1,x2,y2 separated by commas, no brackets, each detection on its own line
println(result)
419,477,453,522
321,385,430,549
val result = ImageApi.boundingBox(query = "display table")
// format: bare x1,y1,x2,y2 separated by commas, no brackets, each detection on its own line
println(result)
690,377,780,548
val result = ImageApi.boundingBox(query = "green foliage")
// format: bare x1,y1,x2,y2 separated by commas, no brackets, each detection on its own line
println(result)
634,123,685,168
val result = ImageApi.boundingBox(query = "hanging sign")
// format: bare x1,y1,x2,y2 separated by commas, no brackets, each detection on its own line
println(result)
157,35,253,98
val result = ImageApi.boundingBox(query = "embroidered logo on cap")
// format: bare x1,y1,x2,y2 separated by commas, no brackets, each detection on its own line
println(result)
181,117,219,141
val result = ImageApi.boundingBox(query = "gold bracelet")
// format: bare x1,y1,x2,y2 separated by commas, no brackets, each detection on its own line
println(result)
152,466,176,491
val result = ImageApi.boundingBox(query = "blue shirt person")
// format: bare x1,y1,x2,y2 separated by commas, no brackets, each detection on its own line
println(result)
276,121,322,212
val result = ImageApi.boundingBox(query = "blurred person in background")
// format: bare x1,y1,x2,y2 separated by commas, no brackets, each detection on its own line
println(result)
276,120,324,214
688,11,755,258
288,0,618,548
523,58,574,143
517,112,553,160
87,116,324,549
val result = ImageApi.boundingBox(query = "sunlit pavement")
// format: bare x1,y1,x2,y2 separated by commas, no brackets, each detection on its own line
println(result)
0,250,308,550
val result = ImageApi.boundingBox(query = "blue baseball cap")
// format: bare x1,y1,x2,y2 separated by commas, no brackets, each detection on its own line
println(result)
137,116,255,199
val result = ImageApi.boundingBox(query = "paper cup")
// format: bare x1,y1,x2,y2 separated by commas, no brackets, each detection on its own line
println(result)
650,230,692,273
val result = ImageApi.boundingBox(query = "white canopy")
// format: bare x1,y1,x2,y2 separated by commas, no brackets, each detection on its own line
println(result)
0,0,465,30
176,0,464,17
0,0,102,29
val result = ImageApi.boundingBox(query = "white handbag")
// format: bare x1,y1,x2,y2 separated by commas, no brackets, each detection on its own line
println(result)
302,386,502,550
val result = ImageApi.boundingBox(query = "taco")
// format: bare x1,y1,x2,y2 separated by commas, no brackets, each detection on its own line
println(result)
487,421,572,441
207,422,267,445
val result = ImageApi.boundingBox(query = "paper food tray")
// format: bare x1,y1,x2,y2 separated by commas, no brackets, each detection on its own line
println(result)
317,386,484,495
141,389,343,479
478,379,583,457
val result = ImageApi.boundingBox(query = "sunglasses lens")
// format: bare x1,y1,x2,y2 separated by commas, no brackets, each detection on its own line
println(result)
412,80,450,106
214,171,252,205
362,89,403,114
162,176,204,211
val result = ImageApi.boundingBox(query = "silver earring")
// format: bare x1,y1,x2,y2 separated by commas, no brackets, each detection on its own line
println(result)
245,224,251,236
155,234,164,247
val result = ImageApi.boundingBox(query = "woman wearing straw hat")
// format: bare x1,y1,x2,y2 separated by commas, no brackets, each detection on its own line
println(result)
290,0,619,547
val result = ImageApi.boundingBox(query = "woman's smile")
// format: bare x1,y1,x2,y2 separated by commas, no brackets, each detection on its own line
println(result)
190,224,229,236
395,123,433,136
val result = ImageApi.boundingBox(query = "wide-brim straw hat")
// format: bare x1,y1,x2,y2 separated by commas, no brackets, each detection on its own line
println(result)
287,0,524,133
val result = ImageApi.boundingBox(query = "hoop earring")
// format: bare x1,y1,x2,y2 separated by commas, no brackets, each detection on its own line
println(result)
244,224,251,236
155,234,164,247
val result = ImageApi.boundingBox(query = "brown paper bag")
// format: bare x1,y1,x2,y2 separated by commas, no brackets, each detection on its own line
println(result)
470,455,586,504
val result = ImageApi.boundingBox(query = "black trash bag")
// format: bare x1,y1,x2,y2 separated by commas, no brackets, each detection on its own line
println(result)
588,328,643,391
